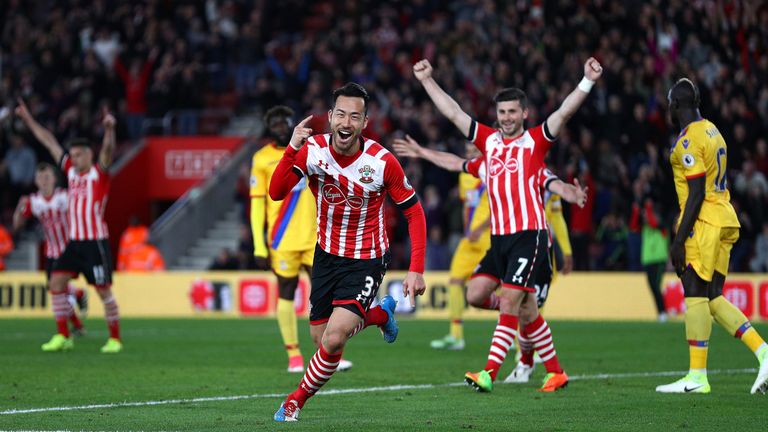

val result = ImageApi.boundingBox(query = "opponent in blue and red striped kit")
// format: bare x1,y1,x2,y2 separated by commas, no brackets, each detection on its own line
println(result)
16,100,122,354
271,83,427,422
414,56,603,392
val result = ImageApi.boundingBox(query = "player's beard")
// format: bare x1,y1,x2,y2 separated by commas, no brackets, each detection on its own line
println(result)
274,132,291,148
500,123,521,138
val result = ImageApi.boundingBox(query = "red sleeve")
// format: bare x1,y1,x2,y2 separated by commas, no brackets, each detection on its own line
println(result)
629,203,640,232
402,201,426,273
140,60,154,85
468,121,496,155
19,195,32,218
529,123,554,160
114,58,128,81
268,145,306,200
382,153,416,205
464,156,484,179
61,153,72,172
644,202,660,229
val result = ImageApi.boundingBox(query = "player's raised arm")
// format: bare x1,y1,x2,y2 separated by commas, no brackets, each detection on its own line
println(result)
15,98,64,163
392,135,465,172
100,109,117,169
413,60,473,138
269,115,313,201
382,152,426,308
545,57,603,138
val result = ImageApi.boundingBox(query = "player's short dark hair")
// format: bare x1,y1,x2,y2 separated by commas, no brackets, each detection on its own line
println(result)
36,162,55,172
332,82,370,114
493,87,528,109
670,78,700,109
264,105,294,126
67,138,91,150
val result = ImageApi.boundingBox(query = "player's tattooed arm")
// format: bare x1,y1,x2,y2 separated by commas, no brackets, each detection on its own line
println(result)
671,176,705,276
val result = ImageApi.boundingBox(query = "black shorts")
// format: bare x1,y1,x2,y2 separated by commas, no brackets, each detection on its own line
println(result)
45,257,57,282
53,240,113,286
531,244,561,307
473,230,551,293
309,245,390,324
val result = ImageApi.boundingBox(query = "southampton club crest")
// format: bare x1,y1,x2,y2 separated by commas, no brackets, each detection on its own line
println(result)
358,164,375,183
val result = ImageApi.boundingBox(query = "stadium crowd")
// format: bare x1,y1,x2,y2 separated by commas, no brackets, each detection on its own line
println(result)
1,0,767,272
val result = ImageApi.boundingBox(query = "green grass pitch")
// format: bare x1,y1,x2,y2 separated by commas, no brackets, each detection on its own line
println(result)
1,318,766,431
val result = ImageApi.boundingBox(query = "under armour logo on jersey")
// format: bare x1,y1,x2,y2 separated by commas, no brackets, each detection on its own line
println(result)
322,183,364,209
511,275,523,284
317,159,330,170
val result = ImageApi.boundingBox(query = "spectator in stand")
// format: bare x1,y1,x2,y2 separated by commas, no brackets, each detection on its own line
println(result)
119,240,165,272
209,248,239,271
734,161,768,200
568,159,595,270
595,211,628,271
173,64,204,135
117,217,150,271
751,223,768,273
1,135,36,210
631,197,669,321
113,49,158,142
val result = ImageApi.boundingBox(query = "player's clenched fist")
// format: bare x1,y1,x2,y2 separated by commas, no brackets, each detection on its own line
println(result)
102,109,116,129
413,59,433,82
584,57,603,81
289,115,313,150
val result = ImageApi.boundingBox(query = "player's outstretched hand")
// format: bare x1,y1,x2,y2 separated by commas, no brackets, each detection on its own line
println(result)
561,178,588,208
289,115,313,150
584,57,603,81
402,271,426,308
392,135,423,158
413,59,433,82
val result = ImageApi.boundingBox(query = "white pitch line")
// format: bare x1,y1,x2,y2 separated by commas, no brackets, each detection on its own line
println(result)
0,367,757,416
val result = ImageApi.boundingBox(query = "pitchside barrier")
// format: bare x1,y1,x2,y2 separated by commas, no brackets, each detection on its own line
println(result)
1,271,767,321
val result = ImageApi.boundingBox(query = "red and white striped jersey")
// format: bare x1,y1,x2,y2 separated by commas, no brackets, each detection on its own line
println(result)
291,134,416,259
61,155,110,241
20,189,69,258
466,121,555,235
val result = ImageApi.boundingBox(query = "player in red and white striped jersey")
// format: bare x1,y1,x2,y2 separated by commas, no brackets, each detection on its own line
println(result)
13,162,88,338
414,56,602,392
270,83,427,422
16,99,122,354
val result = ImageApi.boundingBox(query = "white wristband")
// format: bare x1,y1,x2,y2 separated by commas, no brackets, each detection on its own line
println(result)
577,77,595,93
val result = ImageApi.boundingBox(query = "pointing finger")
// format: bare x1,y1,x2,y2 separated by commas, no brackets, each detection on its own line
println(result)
297,115,313,127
